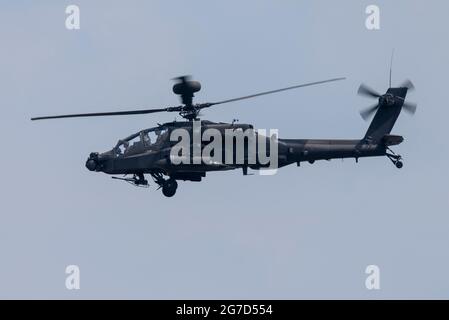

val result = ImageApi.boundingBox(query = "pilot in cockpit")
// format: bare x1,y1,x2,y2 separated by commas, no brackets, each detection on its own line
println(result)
123,141,129,153
155,129,163,144
141,131,151,146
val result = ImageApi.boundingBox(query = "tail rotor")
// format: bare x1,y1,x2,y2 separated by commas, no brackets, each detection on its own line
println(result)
357,80,417,121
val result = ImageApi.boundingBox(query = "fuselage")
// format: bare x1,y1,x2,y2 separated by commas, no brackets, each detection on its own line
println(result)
86,120,389,178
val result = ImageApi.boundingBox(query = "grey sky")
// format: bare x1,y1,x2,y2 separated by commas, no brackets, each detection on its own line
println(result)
0,0,448,299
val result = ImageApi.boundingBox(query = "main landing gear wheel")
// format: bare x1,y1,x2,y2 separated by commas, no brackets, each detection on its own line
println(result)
150,172,178,197
162,179,178,197
386,148,403,169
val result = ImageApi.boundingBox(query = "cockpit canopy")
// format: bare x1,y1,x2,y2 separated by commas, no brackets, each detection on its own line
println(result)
114,126,169,156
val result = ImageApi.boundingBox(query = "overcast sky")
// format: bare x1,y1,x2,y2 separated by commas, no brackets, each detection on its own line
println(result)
1,0,448,299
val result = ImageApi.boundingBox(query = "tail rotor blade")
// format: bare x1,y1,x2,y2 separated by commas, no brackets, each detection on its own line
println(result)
357,84,381,99
360,103,380,121
400,79,415,91
402,101,417,115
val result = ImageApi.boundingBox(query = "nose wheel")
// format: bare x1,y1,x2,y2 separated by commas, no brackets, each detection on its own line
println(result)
386,148,403,169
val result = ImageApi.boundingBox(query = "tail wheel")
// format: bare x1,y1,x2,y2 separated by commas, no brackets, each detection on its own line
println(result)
395,161,403,169
162,179,178,197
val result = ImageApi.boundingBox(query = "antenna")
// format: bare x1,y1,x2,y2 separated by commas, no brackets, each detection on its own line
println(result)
389,49,395,88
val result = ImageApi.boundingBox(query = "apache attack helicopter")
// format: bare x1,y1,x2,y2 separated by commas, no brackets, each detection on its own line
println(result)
31,74,416,197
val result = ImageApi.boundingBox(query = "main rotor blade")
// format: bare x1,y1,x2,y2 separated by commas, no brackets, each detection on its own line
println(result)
357,83,381,99
402,101,417,115
201,77,346,108
30,107,174,121
360,103,379,121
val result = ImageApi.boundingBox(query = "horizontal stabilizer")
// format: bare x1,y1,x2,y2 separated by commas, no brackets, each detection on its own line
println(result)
382,134,404,146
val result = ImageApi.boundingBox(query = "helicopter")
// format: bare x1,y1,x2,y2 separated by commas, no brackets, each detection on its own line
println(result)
31,73,416,197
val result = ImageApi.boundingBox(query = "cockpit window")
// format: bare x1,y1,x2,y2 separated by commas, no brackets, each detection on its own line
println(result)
113,126,169,156
154,128,168,144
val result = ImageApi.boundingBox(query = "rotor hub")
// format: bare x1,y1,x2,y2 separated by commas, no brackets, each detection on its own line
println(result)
379,93,396,106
